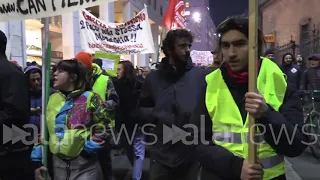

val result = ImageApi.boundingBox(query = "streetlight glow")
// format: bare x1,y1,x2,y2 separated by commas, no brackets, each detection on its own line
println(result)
192,12,201,22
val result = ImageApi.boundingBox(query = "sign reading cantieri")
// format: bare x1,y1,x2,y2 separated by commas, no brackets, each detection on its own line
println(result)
79,6,155,54
0,0,115,21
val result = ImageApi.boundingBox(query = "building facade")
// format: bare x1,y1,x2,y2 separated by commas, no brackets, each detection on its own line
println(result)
0,0,167,68
185,0,217,52
261,0,320,60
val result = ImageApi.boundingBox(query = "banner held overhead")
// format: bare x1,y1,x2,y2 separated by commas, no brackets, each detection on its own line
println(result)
0,0,115,22
79,7,155,54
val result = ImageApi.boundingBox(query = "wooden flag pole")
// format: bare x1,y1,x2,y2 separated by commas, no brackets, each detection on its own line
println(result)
248,0,259,164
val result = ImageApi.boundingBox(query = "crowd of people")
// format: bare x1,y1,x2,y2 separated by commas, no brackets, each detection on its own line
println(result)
0,15,314,180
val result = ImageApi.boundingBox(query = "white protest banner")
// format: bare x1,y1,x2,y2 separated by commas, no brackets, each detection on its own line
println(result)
79,7,155,54
191,50,213,66
0,0,115,22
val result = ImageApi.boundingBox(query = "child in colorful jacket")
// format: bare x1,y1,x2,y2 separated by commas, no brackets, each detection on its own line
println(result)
32,59,113,180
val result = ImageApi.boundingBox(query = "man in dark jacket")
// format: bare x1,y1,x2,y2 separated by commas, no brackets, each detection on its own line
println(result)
190,16,307,180
0,30,34,179
138,29,206,180
280,52,300,88
299,54,320,90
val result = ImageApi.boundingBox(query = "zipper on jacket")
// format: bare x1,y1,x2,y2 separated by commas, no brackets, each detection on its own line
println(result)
172,84,178,115
66,161,71,180
57,138,62,153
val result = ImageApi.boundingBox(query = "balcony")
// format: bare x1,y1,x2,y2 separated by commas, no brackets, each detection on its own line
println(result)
26,17,62,33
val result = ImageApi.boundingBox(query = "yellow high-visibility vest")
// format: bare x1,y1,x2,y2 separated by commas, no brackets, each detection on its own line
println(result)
92,75,115,128
205,58,287,180
93,75,109,102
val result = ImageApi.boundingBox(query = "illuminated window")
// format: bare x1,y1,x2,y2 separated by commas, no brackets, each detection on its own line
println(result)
185,2,190,8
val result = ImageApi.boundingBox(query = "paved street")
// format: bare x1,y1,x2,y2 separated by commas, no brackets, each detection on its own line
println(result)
112,151,150,180
112,148,320,180
286,147,320,180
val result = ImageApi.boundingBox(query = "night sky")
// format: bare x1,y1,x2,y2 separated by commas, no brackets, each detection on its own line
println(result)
209,0,248,26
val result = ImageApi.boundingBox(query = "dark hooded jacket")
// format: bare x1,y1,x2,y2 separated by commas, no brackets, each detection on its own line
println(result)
299,66,320,90
138,57,206,167
279,55,300,88
24,66,42,133
0,31,30,152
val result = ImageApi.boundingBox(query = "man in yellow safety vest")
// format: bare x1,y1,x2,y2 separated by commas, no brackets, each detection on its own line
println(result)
189,16,307,180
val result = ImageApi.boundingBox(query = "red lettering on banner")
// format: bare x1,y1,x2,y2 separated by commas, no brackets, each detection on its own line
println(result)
88,43,144,51
119,12,146,27
82,11,106,28
82,11,147,29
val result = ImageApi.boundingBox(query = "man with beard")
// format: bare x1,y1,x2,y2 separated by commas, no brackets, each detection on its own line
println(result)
138,29,206,180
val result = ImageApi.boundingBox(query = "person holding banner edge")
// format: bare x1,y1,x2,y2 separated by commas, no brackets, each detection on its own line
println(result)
189,16,307,180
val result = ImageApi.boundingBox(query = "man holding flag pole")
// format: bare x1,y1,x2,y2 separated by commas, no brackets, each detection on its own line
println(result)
189,3,307,180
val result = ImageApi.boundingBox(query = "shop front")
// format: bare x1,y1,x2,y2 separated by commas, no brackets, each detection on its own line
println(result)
25,16,63,66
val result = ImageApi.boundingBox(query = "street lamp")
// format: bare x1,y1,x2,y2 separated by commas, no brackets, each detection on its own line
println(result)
214,33,221,39
192,12,201,23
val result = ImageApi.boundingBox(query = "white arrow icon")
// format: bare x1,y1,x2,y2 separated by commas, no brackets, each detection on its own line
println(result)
3,125,30,144
163,124,173,144
3,125,12,144
163,124,190,145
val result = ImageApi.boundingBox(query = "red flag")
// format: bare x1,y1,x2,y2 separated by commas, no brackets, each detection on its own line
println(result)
162,0,186,30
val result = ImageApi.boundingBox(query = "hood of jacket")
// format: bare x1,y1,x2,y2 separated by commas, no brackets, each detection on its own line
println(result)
25,65,41,74
92,63,103,76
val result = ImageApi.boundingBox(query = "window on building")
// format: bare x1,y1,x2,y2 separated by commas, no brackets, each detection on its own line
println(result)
300,23,309,43
154,0,156,10
148,0,151,5
160,6,163,16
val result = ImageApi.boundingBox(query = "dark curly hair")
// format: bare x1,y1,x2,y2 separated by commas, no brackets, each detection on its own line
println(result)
161,29,194,57
217,15,265,56
282,52,295,64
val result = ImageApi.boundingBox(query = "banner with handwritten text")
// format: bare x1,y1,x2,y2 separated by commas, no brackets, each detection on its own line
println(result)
0,0,115,22
191,50,213,66
79,7,155,55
